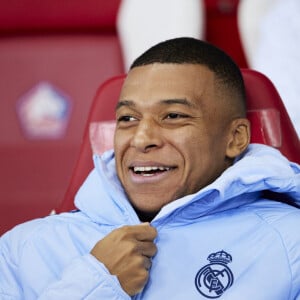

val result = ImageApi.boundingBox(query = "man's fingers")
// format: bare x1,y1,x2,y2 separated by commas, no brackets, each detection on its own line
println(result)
116,223,157,242
134,223,157,241
91,224,158,296
143,256,152,270
137,241,157,257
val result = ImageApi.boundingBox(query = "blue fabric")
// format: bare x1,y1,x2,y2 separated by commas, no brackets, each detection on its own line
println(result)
1,144,300,299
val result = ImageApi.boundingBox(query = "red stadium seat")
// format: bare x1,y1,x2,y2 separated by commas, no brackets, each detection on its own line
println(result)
243,69,300,162
56,75,124,213
204,0,248,68
0,0,123,235
55,69,300,213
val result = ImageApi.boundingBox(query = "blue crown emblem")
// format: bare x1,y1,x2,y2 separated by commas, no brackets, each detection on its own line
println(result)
207,250,232,265
195,250,234,298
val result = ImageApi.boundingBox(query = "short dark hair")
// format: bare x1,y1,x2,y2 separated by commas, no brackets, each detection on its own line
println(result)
131,37,246,116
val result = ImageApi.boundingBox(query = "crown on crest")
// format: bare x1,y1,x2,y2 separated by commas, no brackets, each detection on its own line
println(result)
207,250,232,264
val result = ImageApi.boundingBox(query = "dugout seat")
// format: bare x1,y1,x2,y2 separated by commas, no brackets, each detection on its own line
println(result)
55,69,300,213
0,0,251,235
0,0,123,235
204,0,248,68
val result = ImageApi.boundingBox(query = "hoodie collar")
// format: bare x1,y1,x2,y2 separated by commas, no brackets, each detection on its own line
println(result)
75,144,300,227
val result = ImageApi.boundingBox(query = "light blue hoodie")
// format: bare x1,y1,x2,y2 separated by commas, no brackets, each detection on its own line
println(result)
1,144,300,299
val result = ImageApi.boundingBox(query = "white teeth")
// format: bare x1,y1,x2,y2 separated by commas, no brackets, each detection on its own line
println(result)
133,166,170,172
159,166,170,171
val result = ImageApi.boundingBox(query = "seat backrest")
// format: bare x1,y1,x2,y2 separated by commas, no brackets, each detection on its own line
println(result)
0,0,123,235
204,0,248,68
56,68,300,213
56,75,125,213
243,69,300,162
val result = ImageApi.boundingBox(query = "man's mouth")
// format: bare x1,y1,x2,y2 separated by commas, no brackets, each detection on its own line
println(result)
130,166,174,177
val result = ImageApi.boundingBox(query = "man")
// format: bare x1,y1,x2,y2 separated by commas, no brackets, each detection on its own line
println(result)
1,37,300,299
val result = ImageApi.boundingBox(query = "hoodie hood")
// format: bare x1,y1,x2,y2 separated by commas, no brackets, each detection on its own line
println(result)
75,144,300,227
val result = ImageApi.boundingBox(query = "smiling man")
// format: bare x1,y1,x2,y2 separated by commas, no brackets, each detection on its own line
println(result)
114,61,248,220
1,38,300,299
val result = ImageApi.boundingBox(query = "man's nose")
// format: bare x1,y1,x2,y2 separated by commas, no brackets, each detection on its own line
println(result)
130,119,163,152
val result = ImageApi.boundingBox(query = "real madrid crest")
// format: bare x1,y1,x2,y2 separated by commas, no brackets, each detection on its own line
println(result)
195,250,234,298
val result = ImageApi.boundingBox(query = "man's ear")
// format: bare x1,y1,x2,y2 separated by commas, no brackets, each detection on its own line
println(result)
226,118,251,159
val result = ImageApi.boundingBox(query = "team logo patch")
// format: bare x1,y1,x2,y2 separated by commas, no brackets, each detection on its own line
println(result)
195,250,234,298
16,82,72,139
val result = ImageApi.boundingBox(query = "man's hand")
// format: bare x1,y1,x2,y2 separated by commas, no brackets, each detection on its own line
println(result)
90,223,157,296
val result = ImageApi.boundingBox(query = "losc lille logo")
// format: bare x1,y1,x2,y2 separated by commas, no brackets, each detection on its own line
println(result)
195,250,234,298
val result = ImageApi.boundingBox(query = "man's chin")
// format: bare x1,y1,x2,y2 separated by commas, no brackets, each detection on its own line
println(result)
127,194,167,221
125,186,185,219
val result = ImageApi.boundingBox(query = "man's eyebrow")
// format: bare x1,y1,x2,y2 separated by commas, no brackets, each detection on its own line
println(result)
115,98,196,111
115,100,135,111
160,98,196,108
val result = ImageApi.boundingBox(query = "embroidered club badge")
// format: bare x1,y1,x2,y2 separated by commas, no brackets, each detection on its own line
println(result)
195,250,234,298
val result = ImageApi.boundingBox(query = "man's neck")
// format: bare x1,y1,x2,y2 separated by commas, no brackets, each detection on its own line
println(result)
134,207,159,222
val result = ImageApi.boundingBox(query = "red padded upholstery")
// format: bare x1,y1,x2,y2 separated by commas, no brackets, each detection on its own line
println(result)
204,0,248,68
0,0,123,235
57,75,125,213
0,1,121,33
243,69,300,163
55,69,300,213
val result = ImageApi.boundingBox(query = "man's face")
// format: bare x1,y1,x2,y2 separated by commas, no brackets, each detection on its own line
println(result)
114,63,234,214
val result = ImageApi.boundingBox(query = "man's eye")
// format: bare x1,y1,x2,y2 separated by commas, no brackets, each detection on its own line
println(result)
117,115,137,122
166,113,187,119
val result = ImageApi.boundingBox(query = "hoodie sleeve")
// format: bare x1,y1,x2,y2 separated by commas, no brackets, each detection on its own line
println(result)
38,254,131,300
0,234,23,299
0,231,130,300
